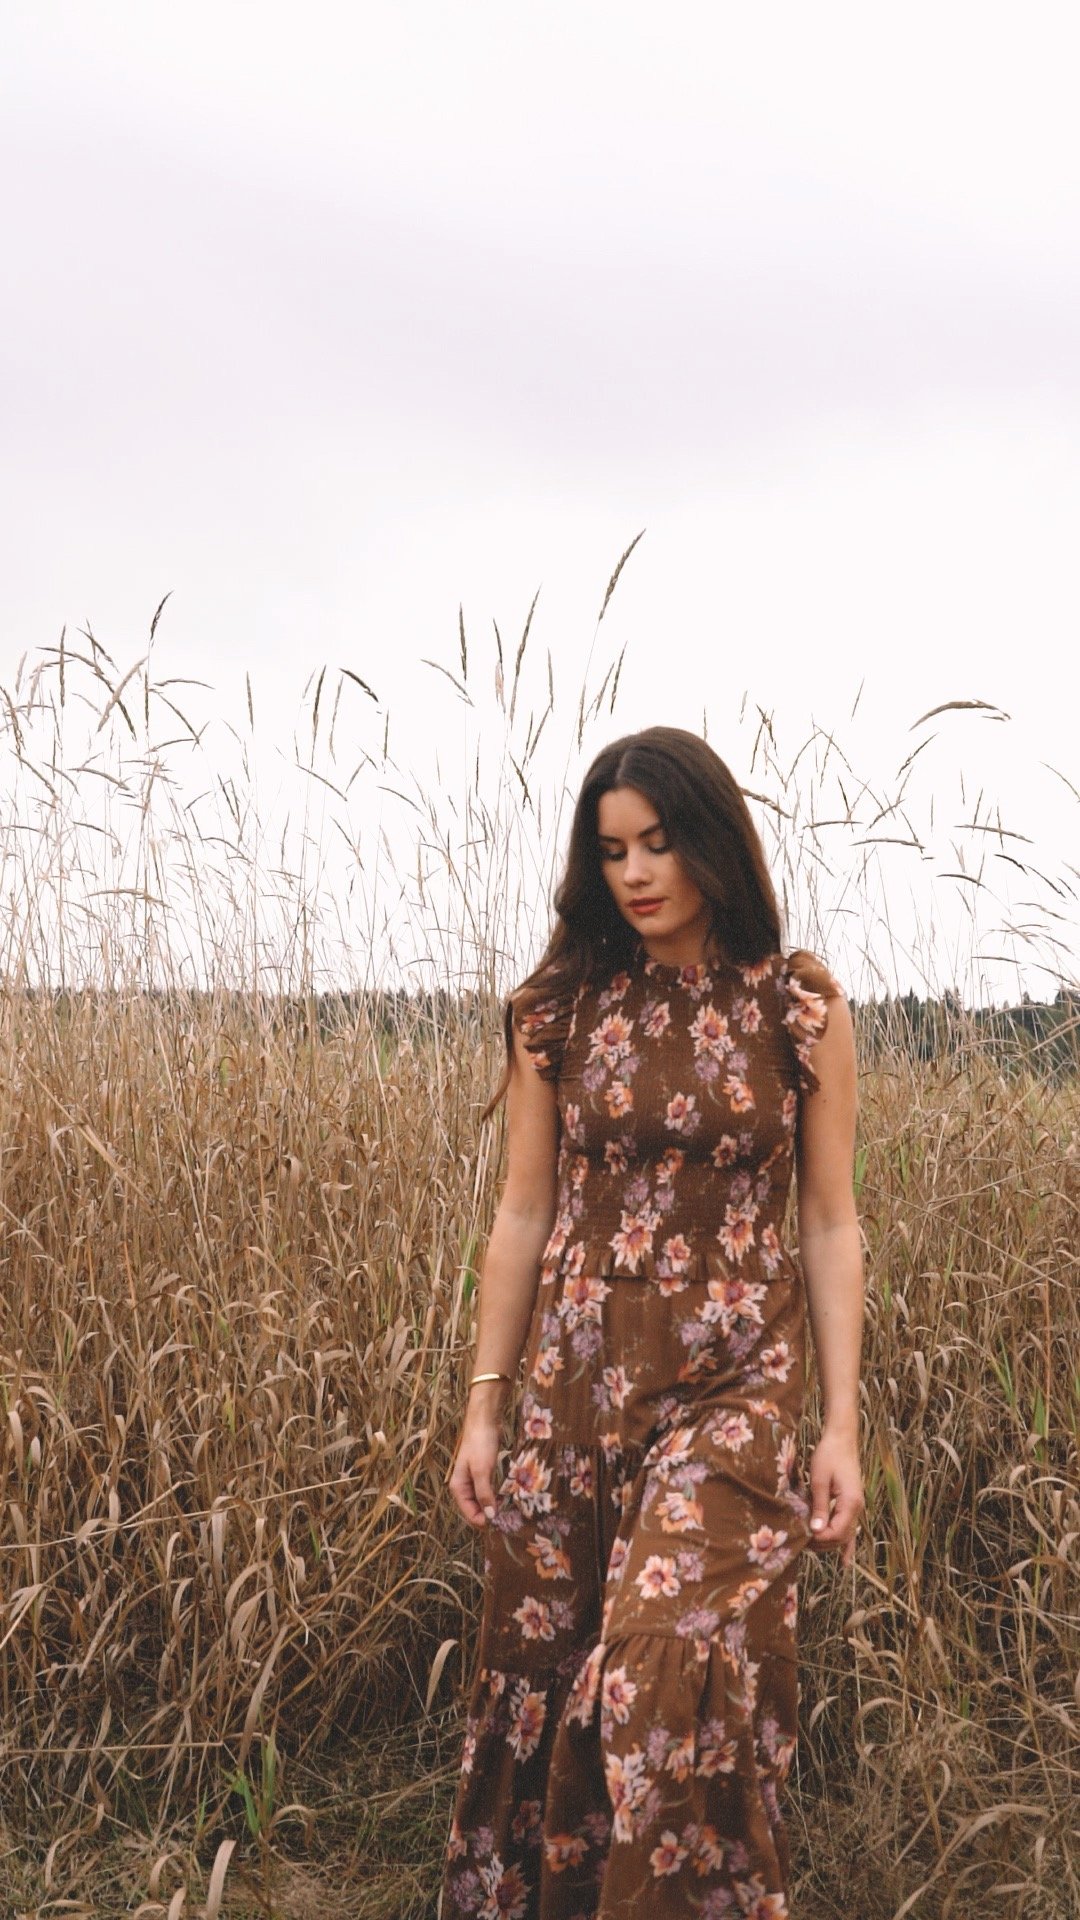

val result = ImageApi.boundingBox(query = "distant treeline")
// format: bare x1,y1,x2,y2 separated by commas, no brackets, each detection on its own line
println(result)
16,980,1080,1083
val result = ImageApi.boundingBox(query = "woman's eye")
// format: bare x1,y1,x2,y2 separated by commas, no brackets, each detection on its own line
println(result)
601,841,670,860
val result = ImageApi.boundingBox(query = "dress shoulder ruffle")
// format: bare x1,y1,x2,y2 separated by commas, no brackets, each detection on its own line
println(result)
777,947,842,1097
504,968,580,1085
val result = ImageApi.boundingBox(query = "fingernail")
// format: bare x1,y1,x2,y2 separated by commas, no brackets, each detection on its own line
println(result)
483,1505,495,1521
810,1517,824,1530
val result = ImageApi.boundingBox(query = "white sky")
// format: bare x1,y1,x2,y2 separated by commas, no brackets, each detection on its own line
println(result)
2,3,1078,1003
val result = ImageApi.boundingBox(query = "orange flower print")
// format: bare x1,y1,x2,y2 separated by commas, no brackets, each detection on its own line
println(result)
609,1206,659,1272
760,1339,794,1382
718,1203,757,1264
783,1580,799,1632
634,1554,682,1599
649,1829,689,1876
569,1152,589,1189
562,1099,583,1140
690,1001,733,1061
526,1532,572,1580
741,955,776,985
563,1640,605,1727
567,1451,594,1498
664,1091,701,1135
781,1086,798,1132
739,1880,790,1917
711,1133,739,1168
522,1402,553,1440
588,1010,634,1070
604,1747,651,1843
690,1823,729,1871
731,1574,771,1618
662,1729,695,1781
656,1145,685,1182
642,998,671,1039
660,1232,692,1274
507,1682,548,1760
601,1663,638,1724
648,1425,697,1475
543,1831,591,1874
558,1273,610,1329
776,1430,798,1493
604,1138,629,1175
598,969,632,1005
702,1272,768,1335
605,1079,634,1118
531,1344,564,1389
724,1072,756,1114
709,1408,755,1453
600,1362,632,1408
504,1446,554,1516
655,1488,705,1533
759,1223,784,1275
513,1594,556,1640
696,1721,739,1776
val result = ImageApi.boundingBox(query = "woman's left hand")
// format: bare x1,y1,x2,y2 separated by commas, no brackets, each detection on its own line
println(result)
806,1425,864,1568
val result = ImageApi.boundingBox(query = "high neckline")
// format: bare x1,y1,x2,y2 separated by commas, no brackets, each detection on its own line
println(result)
632,934,719,989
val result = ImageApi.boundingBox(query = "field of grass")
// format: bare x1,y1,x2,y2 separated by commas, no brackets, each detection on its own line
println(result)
0,571,1077,1916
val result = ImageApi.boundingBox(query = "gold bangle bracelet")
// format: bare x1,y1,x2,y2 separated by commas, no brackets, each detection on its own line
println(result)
469,1370,513,1388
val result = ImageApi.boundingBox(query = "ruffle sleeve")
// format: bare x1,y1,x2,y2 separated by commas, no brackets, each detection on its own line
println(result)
504,970,578,1086
778,947,842,1097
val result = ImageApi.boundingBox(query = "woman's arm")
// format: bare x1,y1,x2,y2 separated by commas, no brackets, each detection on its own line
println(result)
446,1017,560,1527
794,985,865,1566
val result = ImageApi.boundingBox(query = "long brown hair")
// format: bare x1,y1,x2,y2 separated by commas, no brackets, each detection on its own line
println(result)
482,725,789,1121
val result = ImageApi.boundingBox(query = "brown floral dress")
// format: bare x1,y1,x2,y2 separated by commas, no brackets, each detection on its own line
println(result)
440,936,836,1920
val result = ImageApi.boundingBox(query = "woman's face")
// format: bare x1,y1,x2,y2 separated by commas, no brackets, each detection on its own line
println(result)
596,784,712,956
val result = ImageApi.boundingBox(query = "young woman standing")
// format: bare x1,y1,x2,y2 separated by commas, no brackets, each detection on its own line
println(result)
441,725,864,1919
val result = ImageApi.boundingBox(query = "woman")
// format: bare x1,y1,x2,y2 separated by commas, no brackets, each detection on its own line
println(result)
440,725,864,1919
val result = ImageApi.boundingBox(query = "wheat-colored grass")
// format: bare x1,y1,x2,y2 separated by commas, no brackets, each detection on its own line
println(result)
0,566,1077,1916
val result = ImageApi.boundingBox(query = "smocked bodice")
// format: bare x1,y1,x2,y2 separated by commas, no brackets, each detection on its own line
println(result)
511,938,833,1284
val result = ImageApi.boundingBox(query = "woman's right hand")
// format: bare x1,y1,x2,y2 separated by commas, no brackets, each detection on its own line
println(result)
446,1403,508,1529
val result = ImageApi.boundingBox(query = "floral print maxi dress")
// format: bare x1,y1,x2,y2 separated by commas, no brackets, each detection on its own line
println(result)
440,937,837,1920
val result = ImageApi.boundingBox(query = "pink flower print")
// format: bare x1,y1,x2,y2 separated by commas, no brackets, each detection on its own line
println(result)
758,1224,784,1275
734,993,763,1034
740,955,776,986
522,1402,553,1440
562,1099,583,1142
541,1217,569,1265
634,1554,682,1599
604,1138,629,1176
696,1721,739,1777
513,1594,556,1641
527,1530,572,1580
558,1273,610,1330
662,1731,695,1782
747,1522,790,1571
609,1206,659,1273
783,1582,798,1633
588,1010,634,1070
567,1451,594,1498
557,1643,599,1735
655,1488,705,1534
642,999,671,1039
543,1830,591,1873
711,1133,740,1169
564,1239,587,1277
781,1086,797,1132
607,1536,630,1582
718,1205,757,1264
569,1152,589,1189
507,1684,548,1760
648,1425,697,1476
760,1339,794,1382
702,1273,768,1335
665,1091,701,1135
747,1394,780,1418
649,1829,689,1876
601,1363,632,1408
477,1854,529,1920
710,1409,755,1453
604,1747,651,1843
660,1233,692,1275
776,1430,798,1490
605,1079,634,1118
599,1430,625,1462
601,1663,638,1725
504,1447,554,1516
690,1002,734,1061
510,1797,544,1845
724,1072,756,1114
691,1824,729,1874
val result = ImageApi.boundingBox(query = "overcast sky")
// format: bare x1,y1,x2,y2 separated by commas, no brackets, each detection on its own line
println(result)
3,3,1078,1000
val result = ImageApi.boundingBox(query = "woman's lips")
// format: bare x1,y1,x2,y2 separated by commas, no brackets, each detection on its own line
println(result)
630,899,664,915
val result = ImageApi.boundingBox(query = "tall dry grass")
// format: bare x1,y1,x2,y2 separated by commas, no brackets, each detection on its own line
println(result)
0,563,1077,1916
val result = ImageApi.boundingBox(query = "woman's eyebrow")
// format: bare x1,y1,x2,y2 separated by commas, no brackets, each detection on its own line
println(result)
597,821,664,843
